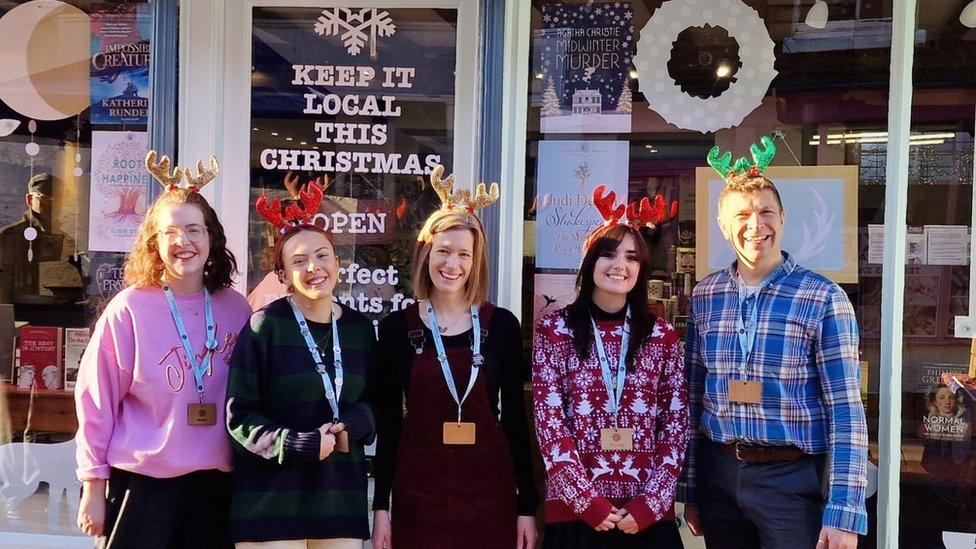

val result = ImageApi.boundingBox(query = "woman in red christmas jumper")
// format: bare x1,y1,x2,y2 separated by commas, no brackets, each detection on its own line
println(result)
532,186,687,548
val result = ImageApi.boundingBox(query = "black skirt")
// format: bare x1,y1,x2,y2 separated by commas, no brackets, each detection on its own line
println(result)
542,519,683,549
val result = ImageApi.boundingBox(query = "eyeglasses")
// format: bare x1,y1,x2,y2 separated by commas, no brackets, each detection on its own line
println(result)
158,225,208,243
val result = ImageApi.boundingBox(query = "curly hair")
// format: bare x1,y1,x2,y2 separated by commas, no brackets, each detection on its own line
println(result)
718,175,784,214
411,208,489,307
124,189,238,293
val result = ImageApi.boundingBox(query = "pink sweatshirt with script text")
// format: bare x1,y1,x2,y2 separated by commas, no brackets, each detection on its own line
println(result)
75,285,251,481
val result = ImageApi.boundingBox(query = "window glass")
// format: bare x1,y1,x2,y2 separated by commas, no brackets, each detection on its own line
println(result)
900,3,976,545
0,0,153,538
246,7,459,321
524,1,894,543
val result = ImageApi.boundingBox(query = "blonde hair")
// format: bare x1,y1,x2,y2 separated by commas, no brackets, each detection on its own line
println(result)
411,209,489,307
718,175,784,214
124,189,237,293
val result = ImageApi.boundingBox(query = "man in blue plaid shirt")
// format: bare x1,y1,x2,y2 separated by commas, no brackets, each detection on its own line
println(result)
680,166,868,549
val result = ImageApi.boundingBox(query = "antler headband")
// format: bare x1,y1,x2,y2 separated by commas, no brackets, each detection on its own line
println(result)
254,174,330,234
592,184,678,231
706,135,777,181
145,150,220,193
429,164,499,213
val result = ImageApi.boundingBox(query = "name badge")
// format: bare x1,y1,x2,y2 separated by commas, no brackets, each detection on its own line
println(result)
600,428,634,451
443,422,476,445
187,403,217,426
334,431,350,453
729,380,762,404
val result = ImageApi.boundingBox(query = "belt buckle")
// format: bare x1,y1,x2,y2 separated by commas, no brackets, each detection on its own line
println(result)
734,442,748,462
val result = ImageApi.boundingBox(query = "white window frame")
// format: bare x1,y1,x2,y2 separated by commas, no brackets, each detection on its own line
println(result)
179,0,482,293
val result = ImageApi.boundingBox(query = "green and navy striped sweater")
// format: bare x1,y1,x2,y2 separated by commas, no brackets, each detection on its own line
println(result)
226,298,376,542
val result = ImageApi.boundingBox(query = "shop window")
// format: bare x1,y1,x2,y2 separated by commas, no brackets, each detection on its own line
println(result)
0,1,154,540
522,1,914,544
245,7,460,321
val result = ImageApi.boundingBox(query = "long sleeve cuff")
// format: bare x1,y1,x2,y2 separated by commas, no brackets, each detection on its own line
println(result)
579,496,614,528
517,492,539,516
623,497,665,531
281,429,321,464
77,464,111,482
822,503,868,535
341,404,376,444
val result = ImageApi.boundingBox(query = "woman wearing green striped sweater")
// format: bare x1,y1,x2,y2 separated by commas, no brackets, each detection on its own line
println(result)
226,187,376,548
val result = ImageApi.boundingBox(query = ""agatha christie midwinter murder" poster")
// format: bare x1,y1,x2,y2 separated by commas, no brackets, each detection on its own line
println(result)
536,1,635,134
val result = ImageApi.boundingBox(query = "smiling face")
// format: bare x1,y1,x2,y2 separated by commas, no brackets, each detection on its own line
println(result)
279,229,339,301
718,188,785,272
591,233,641,302
155,203,210,287
426,228,474,297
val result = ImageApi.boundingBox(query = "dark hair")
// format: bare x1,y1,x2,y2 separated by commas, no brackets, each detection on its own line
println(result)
565,224,655,370
124,189,237,293
273,224,335,274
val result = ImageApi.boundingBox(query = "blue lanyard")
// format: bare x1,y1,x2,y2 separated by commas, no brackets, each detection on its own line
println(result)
163,286,216,400
591,306,631,422
735,280,761,365
288,297,343,420
426,302,482,422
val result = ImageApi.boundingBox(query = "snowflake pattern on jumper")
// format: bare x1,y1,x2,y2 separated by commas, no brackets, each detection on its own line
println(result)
532,308,688,528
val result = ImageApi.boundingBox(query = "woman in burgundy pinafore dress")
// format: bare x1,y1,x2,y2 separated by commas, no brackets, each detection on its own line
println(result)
371,167,538,549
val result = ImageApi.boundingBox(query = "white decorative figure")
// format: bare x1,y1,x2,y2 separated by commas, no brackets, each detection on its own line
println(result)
590,456,613,481
0,439,81,530
633,0,778,133
619,456,641,482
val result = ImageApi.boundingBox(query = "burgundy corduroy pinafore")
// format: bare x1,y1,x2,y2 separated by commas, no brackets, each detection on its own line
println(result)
391,303,517,548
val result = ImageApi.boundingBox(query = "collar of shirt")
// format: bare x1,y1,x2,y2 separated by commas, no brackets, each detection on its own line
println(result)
728,252,796,365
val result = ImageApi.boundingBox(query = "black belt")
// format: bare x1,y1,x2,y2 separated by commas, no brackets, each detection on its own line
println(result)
720,442,806,463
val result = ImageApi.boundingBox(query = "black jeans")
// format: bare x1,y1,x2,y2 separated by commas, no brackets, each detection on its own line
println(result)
696,440,827,549
99,468,233,549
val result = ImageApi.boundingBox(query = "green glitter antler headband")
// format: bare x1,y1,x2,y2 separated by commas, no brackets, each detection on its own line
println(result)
706,135,777,180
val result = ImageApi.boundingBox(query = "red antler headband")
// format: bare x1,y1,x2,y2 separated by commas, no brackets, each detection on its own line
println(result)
254,176,329,234
592,184,678,231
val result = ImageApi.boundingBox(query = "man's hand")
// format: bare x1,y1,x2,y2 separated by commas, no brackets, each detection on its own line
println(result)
818,527,857,549
683,504,703,536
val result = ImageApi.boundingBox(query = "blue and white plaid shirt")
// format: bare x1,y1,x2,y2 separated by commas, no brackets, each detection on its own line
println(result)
679,252,868,534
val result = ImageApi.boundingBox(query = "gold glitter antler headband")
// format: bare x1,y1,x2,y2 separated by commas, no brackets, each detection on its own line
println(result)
429,164,499,213
145,150,220,193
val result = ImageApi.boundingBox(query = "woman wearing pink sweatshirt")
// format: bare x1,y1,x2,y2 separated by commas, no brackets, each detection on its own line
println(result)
74,153,251,548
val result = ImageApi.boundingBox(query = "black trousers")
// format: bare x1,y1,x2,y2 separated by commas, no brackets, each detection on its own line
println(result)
696,441,827,549
542,518,683,549
99,468,233,549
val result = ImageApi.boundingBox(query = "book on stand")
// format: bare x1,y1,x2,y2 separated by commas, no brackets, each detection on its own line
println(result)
17,326,63,390
64,328,91,391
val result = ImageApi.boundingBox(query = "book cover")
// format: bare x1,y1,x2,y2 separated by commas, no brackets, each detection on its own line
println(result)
17,326,63,390
90,2,151,125
64,328,91,391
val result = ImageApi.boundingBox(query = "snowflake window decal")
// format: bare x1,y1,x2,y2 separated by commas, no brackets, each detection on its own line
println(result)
314,8,396,57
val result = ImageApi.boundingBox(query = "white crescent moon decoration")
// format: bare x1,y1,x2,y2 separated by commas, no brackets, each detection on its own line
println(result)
0,0,90,121
633,0,777,133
